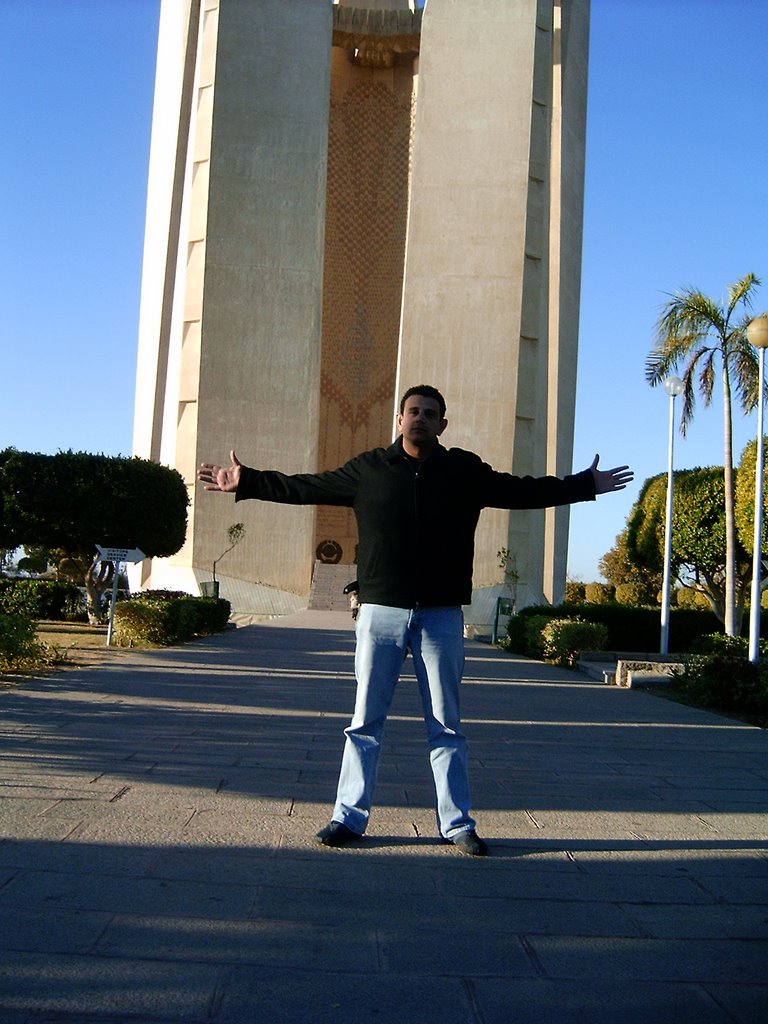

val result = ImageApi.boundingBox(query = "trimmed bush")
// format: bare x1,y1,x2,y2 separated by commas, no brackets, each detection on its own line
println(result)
541,618,609,668
584,582,615,605
0,578,82,620
565,581,586,604
112,595,230,647
0,612,58,672
615,582,654,607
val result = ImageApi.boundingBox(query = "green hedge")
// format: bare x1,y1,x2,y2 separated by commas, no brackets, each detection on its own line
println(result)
507,603,727,655
0,612,58,672
113,596,231,647
0,578,82,620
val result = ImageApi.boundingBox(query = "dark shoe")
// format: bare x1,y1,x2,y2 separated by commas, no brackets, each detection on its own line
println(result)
316,821,361,847
447,830,488,856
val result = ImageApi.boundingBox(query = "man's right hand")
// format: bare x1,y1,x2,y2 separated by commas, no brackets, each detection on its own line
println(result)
198,450,242,493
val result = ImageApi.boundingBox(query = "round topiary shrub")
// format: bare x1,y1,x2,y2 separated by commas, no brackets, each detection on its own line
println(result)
565,581,586,604
540,617,609,668
584,582,615,605
615,582,654,607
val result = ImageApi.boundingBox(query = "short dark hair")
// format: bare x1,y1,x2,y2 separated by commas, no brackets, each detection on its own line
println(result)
399,385,446,418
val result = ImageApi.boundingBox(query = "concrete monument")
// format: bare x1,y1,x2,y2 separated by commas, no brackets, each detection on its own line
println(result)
132,0,590,626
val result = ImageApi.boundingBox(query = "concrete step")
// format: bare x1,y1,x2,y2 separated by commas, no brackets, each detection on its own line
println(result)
307,560,358,611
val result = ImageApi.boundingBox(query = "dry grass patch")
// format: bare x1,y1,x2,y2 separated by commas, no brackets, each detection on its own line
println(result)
34,620,113,667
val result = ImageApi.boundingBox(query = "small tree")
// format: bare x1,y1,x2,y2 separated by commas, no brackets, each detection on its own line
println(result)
0,449,188,623
497,547,519,609
213,522,245,585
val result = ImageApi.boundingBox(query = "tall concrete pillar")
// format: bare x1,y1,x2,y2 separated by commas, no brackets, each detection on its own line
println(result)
398,0,589,614
133,0,335,613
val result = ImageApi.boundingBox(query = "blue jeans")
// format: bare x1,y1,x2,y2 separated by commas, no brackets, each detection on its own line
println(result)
331,603,476,839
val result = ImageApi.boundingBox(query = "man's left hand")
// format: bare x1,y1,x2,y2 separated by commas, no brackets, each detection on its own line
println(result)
589,454,633,494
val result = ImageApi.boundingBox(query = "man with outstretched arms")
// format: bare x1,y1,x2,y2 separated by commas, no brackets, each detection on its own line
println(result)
198,385,633,856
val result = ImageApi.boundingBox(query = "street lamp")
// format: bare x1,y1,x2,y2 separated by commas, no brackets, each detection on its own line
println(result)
746,315,768,663
660,375,684,655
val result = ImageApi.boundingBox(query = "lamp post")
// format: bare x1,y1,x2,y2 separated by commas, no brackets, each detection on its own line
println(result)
746,315,768,663
660,375,684,655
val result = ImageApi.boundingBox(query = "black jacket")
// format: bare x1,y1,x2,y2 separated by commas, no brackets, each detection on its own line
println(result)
236,437,595,608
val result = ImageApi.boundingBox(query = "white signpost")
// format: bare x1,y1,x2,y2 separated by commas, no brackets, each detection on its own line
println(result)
95,545,145,645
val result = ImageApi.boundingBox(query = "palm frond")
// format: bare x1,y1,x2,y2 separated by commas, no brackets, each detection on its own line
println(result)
646,348,677,385
727,272,761,316
655,288,726,347
646,335,712,386
731,343,762,412
699,351,716,407
677,351,711,434
685,292,725,329
679,370,697,436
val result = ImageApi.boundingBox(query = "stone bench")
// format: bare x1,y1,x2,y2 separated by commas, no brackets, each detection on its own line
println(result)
623,663,684,688
578,652,685,687
615,659,684,688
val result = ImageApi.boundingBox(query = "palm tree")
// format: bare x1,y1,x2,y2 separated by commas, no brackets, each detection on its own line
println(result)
646,273,762,636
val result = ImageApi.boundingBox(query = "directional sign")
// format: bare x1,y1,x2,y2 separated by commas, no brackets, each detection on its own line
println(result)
96,545,145,564
95,546,145,646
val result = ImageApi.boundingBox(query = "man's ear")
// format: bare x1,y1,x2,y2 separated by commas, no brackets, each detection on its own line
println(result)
437,418,448,436
395,413,404,435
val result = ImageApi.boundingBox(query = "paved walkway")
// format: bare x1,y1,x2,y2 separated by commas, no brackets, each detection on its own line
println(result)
1,611,767,1024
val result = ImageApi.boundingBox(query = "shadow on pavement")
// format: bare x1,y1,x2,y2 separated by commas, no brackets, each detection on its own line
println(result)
1,619,767,1022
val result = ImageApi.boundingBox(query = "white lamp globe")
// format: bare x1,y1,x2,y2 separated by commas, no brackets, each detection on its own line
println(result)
662,375,684,398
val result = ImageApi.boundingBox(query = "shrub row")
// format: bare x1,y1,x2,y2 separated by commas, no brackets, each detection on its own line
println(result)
0,578,82,620
113,596,231,647
507,603,727,655
565,582,714,611
504,605,768,718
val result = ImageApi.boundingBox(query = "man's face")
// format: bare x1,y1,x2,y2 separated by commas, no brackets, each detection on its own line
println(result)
397,395,447,454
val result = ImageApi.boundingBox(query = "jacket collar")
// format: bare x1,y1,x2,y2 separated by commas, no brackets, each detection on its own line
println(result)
385,436,446,463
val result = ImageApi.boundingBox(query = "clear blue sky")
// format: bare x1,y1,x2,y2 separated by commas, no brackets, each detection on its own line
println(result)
2,0,767,583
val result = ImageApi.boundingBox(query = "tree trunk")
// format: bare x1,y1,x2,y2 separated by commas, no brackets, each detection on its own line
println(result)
84,556,113,625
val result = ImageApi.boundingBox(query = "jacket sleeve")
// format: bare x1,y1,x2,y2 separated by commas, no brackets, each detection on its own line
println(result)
478,463,596,509
235,458,361,508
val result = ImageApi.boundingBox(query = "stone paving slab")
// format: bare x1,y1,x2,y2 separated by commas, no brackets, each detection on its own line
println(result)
0,609,767,1023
